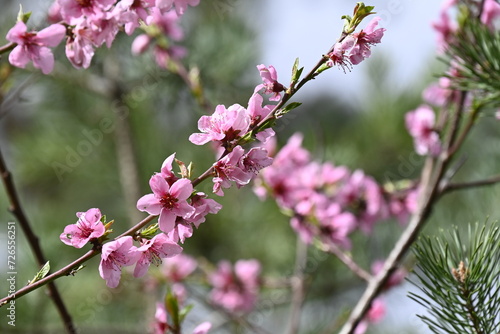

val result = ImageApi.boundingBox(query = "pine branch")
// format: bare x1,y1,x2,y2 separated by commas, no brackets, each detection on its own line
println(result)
409,223,500,334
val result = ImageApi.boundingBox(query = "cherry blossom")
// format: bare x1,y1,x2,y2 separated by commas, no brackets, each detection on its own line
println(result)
209,259,261,313
60,208,105,248
481,0,500,29
134,233,183,278
254,64,285,101
65,18,96,69
155,0,201,16
189,104,250,148
6,21,66,74
99,236,140,288
405,105,441,156
162,253,197,282
192,322,212,334
58,0,115,23
347,17,385,65
137,175,195,233
212,146,253,196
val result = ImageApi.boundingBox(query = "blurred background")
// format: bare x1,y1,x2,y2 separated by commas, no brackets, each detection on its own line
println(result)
0,0,499,333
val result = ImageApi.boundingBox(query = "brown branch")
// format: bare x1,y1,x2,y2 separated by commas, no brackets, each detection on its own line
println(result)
338,79,470,334
0,42,15,55
440,174,500,194
0,147,76,334
0,214,155,306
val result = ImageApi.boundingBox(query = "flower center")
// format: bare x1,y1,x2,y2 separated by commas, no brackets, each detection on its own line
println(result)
160,194,178,209
76,0,92,7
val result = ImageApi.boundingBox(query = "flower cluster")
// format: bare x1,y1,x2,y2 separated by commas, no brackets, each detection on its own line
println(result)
5,0,200,73
208,259,261,313
189,65,283,195
405,105,441,156
254,134,417,249
327,17,385,70
148,255,261,333
137,153,222,239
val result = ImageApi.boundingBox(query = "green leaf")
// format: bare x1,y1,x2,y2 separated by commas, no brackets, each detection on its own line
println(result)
138,223,159,239
17,5,32,24
179,304,194,323
277,102,302,116
29,261,50,284
166,290,180,329
291,58,304,84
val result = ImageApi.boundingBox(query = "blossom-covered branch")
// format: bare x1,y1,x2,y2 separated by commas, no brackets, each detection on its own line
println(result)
0,146,76,333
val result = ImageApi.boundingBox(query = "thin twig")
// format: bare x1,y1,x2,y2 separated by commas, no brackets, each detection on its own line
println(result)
0,213,155,306
287,237,308,334
320,242,371,282
441,174,500,194
0,147,76,334
338,78,471,334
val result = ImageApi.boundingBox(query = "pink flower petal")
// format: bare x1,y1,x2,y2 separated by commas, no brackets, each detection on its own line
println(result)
137,194,162,215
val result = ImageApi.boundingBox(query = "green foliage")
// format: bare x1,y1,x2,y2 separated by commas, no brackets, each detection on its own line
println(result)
409,222,500,334
445,16,500,106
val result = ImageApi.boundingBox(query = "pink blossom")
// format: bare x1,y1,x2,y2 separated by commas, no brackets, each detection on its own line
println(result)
246,94,275,142
188,192,223,227
348,17,386,65
162,253,197,282
240,147,273,175
209,259,261,313
193,322,212,334
134,233,183,278
153,44,186,68
47,2,63,23
155,0,200,16
6,21,66,74
317,204,356,249
405,105,441,156
99,236,140,288
113,0,154,35
131,34,151,55
290,215,316,244
60,208,105,248
149,7,184,41
137,175,195,233
212,146,253,196
58,0,115,23
254,64,285,101
432,9,457,53
327,37,356,70
354,298,386,334
65,18,96,69
481,0,500,29
422,77,452,107
388,187,418,224
338,170,386,233
165,218,193,243
159,153,179,185
153,302,168,334
189,104,250,148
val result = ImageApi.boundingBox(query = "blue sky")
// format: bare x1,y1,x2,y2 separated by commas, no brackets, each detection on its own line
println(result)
256,0,444,99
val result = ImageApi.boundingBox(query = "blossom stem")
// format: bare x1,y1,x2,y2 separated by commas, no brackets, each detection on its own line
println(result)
320,242,372,282
0,42,15,55
0,214,156,306
0,146,76,333
440,174,500,194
